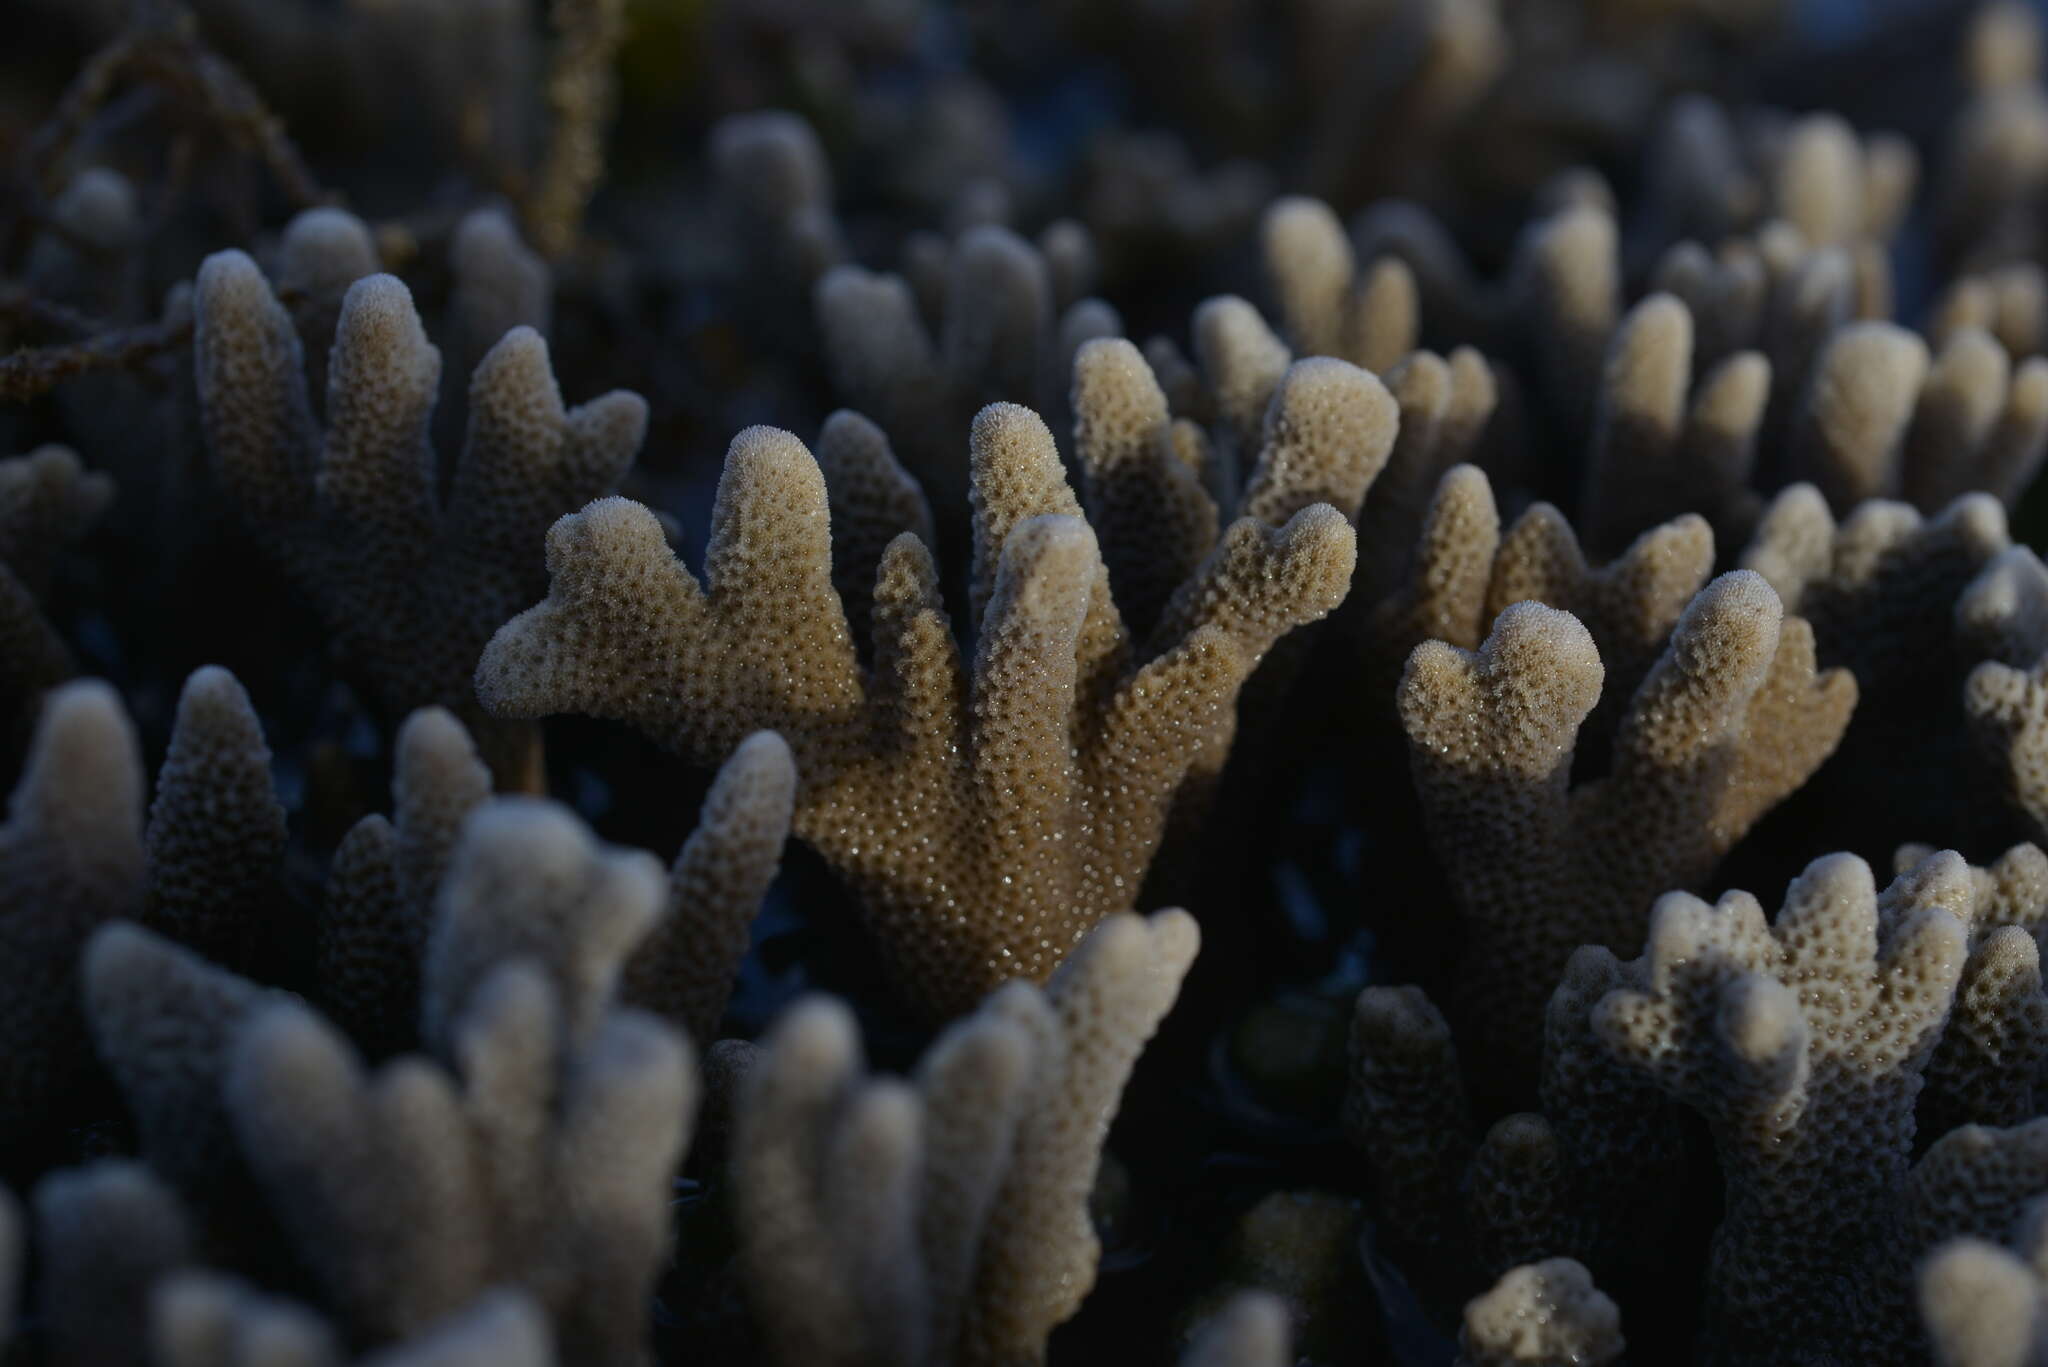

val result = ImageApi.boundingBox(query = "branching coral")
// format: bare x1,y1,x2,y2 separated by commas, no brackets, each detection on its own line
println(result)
1895,842,2048,1140
731,907,1198,1366
193,253,646,784
1347,948,1681,1308
478,407,1356,1017
1587,851,2029,1364
1741,484,2013,856
228,798,697,1361
319,708,792,1057
1396,570,1854,1090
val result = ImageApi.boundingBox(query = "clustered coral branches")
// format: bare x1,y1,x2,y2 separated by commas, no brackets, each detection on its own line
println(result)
19,0,2048,1364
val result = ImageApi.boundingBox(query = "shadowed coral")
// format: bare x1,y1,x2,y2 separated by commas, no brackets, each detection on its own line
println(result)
732,908,1198,1366
144,667,288,975
1578,293,1770,557
1895,842,2048,1139
1180,1292,1291,1367
1397,572,1854,1092
619,729,796,1043
230,799,697,1362
1592,853,1979,1363
192,253,647,784
1746,486,2011,853
1347,950,1681,1304
318,708,493,1060
1921,1195,2048,1367
812,224,1112,513
478,411,1352,1017
0,681,145,1152
0,445,113,726
37,1161,193,1367
83,923,274,1204
0,445,114,595
320,709,791,1056
152,1278,554,1367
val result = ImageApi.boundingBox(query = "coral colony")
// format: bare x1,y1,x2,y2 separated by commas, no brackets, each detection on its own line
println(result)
27,2,2048,1366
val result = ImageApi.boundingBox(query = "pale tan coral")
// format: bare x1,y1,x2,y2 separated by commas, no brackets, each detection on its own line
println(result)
1902,329,2048,513
1397,573,1855,1091
193,252,646,783
1260,196,1419,372
152,1278,554,1367
732,908,1198,1367
620,730,796,1043
1455,1259,1623,1367
1592,853,1973,1363
1578,293,1768,557
1894,842,2048,1137
231,800,697,1363
478,412,1352,1017
1922,1195,2048,1367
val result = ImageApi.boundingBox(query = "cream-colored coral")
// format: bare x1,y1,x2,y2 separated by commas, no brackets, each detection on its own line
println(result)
620,729,796,1043
152,1278,554,1367
1895,842,2048,1137
1455,1258,1623,1367
1260,196,1419,372
479,411,1352,1017
1935,263,2048,362
1578,293,1769,557
231,799,696,1362
1592,852,1971,1363
193,253,646,783
732,908,1197,1367
1922,1195,2048,1367
1397,572,1854,1091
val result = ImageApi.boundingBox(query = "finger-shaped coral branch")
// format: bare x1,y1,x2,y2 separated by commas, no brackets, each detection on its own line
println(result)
734,908,1197,1367
1593,852,1971,1363
145,667,287,975
0,680,144,1151
193,252,645,782
481,408,1348,1017
1399,572,1852,1092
